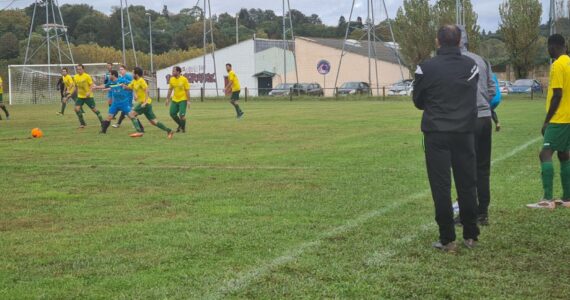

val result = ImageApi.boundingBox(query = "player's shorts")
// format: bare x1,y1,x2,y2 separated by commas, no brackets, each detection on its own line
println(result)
0,94,3,103
133,103,157,120
231,91,240,101
109,101,131,115
170,100,188,117
76,97,96,109
543,123,570,151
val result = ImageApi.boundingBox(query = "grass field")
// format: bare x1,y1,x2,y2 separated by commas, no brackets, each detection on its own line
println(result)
1,97,569,299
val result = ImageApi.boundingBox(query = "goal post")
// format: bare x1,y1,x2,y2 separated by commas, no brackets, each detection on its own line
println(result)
8,63,112,105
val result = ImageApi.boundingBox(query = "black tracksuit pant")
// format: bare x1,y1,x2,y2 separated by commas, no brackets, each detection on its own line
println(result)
424,132,480,244
475,117,492,216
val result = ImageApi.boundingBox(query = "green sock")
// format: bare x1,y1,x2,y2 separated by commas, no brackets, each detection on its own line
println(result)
171,115,181,127
180,118,186,130
95,111,103,123
76,111,86,126
541,161,554,200
561,161,570,200
156,122,171,133
61,102,66,114
131,118,142,132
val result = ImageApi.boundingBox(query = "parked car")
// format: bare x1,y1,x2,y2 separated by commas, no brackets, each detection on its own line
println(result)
293,83,324,96
337,82,371,95
508,79,543,94
388,79,413,96
498,80,511,95
268,83,295,96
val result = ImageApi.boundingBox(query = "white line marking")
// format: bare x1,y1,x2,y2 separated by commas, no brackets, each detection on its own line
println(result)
210,136,541,298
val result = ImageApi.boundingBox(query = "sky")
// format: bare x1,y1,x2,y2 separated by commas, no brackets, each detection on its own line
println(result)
5,0,551,32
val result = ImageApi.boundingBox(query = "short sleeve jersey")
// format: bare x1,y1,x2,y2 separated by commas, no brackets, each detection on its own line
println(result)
63,75,75,94
228,70,240,92
128,77,152,104
547,54,570,124
73,73,93,99
169,76,190,102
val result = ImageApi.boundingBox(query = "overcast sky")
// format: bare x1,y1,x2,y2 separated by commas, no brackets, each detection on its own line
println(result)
8,0,550,32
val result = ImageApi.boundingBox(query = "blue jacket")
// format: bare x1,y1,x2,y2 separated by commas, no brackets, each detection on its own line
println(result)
490,74,502,110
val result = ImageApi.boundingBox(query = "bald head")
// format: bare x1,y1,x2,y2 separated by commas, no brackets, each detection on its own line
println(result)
437,25,461,48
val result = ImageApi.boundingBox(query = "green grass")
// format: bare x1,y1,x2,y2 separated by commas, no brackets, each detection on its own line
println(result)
0,96,569,299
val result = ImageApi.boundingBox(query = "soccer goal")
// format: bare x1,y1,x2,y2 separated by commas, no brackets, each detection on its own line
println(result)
8,63,111,105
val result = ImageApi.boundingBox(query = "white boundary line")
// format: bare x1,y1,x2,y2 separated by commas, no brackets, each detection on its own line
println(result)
209,136,542,298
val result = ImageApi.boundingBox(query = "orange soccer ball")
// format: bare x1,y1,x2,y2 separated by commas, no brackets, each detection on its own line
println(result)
31,128,43,138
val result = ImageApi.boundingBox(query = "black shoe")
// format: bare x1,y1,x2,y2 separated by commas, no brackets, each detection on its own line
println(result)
477,215,489,226
176,127,181,133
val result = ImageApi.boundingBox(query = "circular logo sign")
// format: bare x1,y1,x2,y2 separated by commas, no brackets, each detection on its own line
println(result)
317,60,331,75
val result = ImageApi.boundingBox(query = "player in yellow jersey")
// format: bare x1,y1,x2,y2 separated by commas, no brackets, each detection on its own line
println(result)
124,67,174,139
57,67,76,115
224,63,244,119
73,64,103,128
166,66,190,133
0,75,10,120
528,34,570,209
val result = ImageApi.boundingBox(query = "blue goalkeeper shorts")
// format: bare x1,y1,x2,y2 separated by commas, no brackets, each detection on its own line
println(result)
108,101,131,115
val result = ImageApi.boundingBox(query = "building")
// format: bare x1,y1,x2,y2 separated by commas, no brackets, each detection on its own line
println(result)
156,37,407,97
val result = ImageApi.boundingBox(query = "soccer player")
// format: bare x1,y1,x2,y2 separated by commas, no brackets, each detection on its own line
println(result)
58,67,76,115
98,70,140,134
166,66,190,132
73,64,104,128
528,34,570,209
0,75,10,120
104,62,113,107
124,67,174,139
225,63,244,118
111,65,140,130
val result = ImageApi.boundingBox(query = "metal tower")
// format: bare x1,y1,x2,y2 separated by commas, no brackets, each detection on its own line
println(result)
549,0,556,35
202,0,219,96
334,0,405,96
456,0,465,26
22,0,75,96
282,0,299,84
120,0,138,66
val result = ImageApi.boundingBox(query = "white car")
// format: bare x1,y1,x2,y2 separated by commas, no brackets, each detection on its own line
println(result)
387,79,413,96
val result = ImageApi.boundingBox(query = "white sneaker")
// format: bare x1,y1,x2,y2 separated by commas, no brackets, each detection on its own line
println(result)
112,124,120,128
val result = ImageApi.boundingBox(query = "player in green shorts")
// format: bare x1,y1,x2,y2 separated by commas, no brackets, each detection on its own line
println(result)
123,67,174,139
225,63,244,119
0,75,10,120
166,66,190,133
73,64,103,128
528,34,570,209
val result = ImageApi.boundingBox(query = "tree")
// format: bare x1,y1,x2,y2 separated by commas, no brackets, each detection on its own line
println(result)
394,0,436,73
433,0,481,52
0,33,20,59
0,10,30,40
499,0,542,79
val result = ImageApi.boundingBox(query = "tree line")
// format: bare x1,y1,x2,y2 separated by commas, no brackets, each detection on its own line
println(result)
0,0,562,81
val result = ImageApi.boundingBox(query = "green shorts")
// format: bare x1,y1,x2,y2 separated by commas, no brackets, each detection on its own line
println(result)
231,91,240,101
170,100,188,117
543,124,570,151
133,103,157,120
0,94,3,103
75,97,96,109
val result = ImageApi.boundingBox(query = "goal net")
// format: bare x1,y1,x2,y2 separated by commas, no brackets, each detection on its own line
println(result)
8,63,111,105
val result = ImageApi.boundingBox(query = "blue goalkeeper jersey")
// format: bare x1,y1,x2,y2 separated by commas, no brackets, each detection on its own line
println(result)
120,73,134,101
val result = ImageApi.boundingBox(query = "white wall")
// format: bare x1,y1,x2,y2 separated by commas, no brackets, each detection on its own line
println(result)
156,39,256,97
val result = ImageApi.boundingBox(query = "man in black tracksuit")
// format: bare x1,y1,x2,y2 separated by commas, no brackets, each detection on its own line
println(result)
413,25,481,252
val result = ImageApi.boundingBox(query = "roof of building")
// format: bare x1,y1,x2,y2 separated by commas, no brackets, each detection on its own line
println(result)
297,37,402,65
